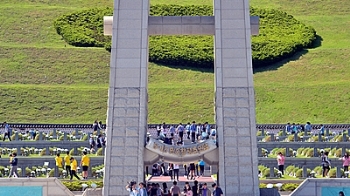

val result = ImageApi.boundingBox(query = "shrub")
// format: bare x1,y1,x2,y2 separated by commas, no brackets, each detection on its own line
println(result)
280,183,299,191
82,134,88,141
96,148,103,156
54,5,316,69
285,165,295,175
62,181,103,191
295,169,303,178
306,148,314,157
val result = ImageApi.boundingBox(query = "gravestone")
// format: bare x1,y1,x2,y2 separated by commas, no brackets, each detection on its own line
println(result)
103,0,259,195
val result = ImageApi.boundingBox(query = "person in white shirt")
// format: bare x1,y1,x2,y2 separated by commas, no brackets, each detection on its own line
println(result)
173,164,180,181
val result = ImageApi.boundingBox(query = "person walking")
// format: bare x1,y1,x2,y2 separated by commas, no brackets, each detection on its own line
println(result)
277,152,285,175
198,159,205,176
339,152,350,172
211,183,223,196
322,151,331,177
173,164,180,181
3,122,11,141
170,181,181,196
199,183,211,196
64,151,72,178
55,153,63,177
9,152,19,178
168,163,174,181
81,151,90,179
70,157,80,180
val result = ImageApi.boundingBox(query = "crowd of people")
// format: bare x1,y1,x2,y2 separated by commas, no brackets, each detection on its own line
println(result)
284,122,325,134
156,121,216,145
149,160,206,181
126,180,223,196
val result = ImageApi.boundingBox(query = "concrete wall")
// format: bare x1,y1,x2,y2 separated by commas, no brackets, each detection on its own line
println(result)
0,178,74,196
290,178,350,196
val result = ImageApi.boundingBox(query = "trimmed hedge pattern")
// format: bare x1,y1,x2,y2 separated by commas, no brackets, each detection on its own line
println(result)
54,5,316,68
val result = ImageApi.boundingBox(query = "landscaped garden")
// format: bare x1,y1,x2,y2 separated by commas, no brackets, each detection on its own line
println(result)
0,0,349,124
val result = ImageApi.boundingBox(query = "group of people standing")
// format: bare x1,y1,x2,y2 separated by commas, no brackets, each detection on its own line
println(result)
157,121,216,145
127,180,222,196
55,150,90,180
151,160,206,181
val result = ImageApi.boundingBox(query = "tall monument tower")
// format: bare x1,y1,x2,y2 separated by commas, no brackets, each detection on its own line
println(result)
103,0,259,195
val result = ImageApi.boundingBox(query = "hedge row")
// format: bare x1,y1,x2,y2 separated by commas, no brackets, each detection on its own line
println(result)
54,5,316,68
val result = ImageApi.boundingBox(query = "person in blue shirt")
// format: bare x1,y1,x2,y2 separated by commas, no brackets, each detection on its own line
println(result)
190,121,197,143
176,123,185,143
198,159,205,176
319,124,325,135
305,122,312,132
211,183,223,196
285,123,291,134
3,122,11,141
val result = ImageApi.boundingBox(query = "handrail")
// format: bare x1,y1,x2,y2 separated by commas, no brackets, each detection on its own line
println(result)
1,123,350,130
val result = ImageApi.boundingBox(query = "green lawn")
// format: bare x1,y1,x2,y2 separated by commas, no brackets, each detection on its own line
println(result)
0,0,349,123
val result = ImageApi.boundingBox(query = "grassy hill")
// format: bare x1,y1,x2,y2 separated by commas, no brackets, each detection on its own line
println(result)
0,0,349,124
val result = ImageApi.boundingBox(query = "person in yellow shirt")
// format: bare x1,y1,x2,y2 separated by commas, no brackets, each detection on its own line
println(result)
80,151,90,179
55,153,63,168
55,153,63,177
64,151,71,178
70,157,80,180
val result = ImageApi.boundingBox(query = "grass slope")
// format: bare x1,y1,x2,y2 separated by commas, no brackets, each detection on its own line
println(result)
0,0,349,124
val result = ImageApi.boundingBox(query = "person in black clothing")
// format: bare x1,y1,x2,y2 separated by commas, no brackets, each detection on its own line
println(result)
192,180,199,196
149,183,158,196
212,183,223,196
189,162,196,180
9,153,19,178
97,134,104,148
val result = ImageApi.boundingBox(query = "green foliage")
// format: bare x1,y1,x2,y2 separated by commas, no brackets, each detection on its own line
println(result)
62,181,103,191
280,183,299,191
54,5,316,69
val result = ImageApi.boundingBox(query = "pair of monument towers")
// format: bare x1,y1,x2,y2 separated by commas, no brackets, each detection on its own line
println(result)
102,0,259,195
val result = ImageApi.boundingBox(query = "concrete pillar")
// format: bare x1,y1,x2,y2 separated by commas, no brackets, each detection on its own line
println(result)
63,132,67,141
269,133,274,142
343,134,347,142
348,129,350,137
75,129,79,136
282,129,286,136
17,146,21,156
318,133,322,142
215,0,259,195
325,128,329,136
39,132,43,141
53,129,57,139
294,133,298,142
261,129,264,136
342,147,346,155
46,146,50,155
286,147,290,157
103,0,149,195
302,166,307,178
258,148,262,157
336,167,342,178
15,132,19,141
269,165,275,178
313,148,318,157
